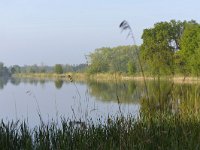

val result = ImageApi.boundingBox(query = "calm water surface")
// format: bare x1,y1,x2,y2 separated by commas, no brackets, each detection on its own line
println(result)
1,77,200,126
0,77,140,126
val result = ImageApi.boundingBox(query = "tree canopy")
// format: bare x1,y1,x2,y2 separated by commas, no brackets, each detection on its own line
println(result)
54,64,64,74
140,20,185,75
87,46,138,74
140,20,200,76
1,20,200,77
0,62,10,77
87,20,200,77
178,21,200,75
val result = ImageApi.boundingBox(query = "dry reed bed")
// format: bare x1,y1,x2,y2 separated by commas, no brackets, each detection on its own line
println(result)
15,73,200,84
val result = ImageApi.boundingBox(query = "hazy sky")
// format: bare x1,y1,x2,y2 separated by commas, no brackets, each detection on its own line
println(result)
0,0,200,66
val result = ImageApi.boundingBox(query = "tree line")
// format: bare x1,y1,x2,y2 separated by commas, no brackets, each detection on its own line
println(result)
87,46,138,74
0,63,87,76
87,20,200,76
1,19,200,77
0,62,10,77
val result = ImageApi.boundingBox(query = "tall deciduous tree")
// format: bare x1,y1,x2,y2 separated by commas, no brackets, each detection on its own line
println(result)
140,20,185,76
54,64,63,74
0,62,10,77
179,21,200,75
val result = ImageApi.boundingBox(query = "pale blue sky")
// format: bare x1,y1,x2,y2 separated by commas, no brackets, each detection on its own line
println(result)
0,0,200,66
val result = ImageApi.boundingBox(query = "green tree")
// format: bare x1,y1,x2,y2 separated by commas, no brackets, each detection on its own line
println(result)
54,64,63,74
127,61,136,75
178,21,200,75
0,62,10,77
87,46,138,74
87,48,110,74
40,68,46,73
10,65,21,74
0,62,4,76
169,20,185,50
140,20,185,76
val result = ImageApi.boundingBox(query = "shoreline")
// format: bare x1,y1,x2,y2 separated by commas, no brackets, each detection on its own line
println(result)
14,73,200,84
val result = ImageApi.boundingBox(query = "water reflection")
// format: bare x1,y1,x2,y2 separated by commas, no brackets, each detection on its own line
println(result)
140,80,200,118
0,77,52,90
10,77,21,86
10,78,50,86
0,76,9,89
54,80,63,89
4,78,142,104
1,77,200,115
86,80,141,103
1,77,200,126
86,80,200,117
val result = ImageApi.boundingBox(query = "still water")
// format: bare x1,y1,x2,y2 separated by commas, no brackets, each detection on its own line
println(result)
0,77,140,126
1,77,200,126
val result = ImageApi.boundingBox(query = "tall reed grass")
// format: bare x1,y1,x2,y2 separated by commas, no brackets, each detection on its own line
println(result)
0,112,200,150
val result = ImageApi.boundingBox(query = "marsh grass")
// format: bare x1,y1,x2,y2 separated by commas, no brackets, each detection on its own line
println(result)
1,113,200,150
11,72,200,149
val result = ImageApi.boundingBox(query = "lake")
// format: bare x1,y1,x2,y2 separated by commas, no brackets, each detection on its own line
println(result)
0,77,200,126
0,77,141,126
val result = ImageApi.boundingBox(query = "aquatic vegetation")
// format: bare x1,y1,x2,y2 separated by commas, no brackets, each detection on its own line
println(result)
0,112,199,150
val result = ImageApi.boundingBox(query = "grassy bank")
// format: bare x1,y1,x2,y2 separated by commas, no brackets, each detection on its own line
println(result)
14,73,88,82
14,73,200,83
1,113,200,150
9,73,200,149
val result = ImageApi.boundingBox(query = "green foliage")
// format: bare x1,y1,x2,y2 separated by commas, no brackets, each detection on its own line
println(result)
70,64,88,72
54,64,63,74
1,113,200,149
87,46,138,74
87,48,110,73
127,61,136,75
10,65,21,74
15,64,87,74
0,62,10,77
1,20,200,77
140,20,185,76
140,20,200,76
178,21,200,75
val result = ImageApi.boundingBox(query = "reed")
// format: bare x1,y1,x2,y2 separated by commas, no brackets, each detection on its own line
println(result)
0,112,199,150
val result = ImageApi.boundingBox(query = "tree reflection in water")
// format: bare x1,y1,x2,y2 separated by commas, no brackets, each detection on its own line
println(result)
3,77,200,118
54,80,64,89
